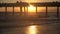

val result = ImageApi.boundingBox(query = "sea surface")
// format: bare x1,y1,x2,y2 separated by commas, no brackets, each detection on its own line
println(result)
0,12,60,34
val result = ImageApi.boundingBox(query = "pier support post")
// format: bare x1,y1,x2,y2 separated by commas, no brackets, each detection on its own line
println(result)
57,6,59,18
36,6,37,14
20,7,22,15
46,6,48,17
13,6,14,15
27,7,28,13
24,7,25,14
27,7,28,16
5,7,7,15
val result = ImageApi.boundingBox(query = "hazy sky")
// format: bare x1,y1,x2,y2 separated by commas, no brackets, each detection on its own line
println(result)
0,0,60,3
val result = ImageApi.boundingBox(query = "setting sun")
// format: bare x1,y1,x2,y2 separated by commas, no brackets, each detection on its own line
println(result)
28,5,36,12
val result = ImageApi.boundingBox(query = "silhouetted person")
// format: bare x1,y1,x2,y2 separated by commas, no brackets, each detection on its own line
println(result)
16,1,19,3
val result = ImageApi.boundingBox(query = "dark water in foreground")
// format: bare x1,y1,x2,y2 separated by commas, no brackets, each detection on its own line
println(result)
0,21,60,34
0,12,60,34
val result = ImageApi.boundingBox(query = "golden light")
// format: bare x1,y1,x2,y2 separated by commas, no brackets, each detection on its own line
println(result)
27,25,37,34
28,5,36,12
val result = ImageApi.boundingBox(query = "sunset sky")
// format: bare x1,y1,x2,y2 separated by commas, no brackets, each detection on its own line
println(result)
0,0,60,3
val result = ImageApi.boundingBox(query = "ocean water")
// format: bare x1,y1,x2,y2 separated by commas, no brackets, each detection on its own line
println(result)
0,12,60,34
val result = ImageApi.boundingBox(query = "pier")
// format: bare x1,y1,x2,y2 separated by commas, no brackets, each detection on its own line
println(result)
0,2,60,18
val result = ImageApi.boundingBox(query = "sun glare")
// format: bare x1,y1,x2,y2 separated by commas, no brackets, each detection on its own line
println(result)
28,5,36,12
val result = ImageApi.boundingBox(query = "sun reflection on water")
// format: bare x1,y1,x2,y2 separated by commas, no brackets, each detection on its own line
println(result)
27,25,37,34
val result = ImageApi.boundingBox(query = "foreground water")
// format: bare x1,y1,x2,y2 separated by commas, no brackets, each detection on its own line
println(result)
0,21,60,34
0,12,60,34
